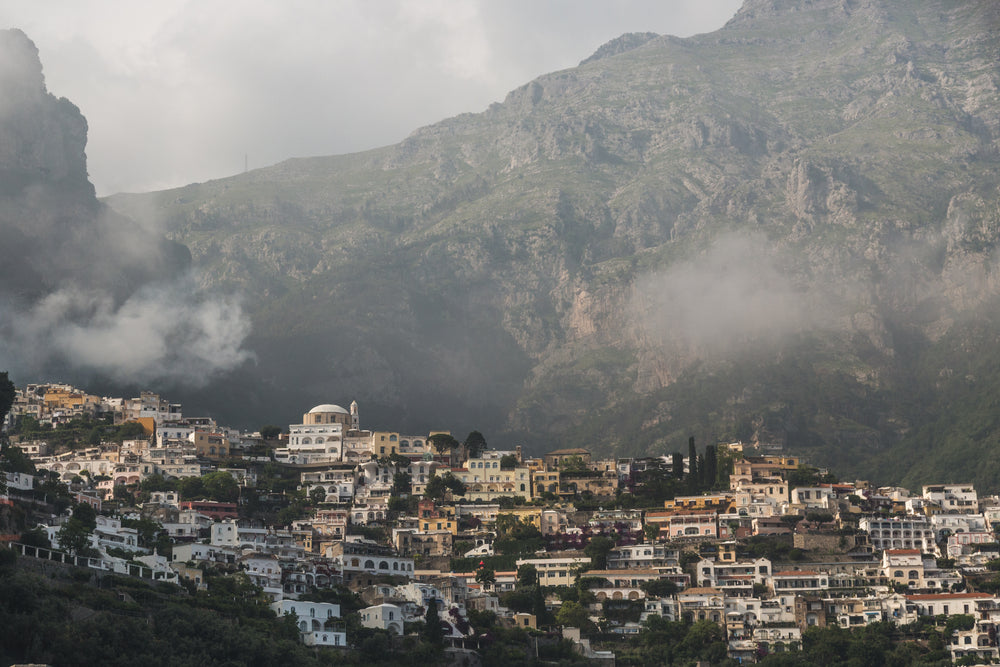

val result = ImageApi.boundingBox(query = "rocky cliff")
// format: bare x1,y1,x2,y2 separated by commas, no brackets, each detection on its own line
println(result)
0,30,254,386
105,1,1000,486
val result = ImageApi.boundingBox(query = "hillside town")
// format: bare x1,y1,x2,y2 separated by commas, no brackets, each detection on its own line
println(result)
4,383,1000,664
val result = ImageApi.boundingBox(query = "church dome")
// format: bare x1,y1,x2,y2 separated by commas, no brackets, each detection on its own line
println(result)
308,403,350,415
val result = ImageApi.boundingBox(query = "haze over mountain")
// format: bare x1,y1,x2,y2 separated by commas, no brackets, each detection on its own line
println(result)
0,29,251,387
6,1,1000,488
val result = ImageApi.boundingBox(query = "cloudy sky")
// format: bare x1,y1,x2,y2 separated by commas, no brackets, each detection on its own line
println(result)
2,1,741,196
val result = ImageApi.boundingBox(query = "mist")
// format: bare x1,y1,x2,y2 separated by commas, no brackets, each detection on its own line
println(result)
632,232,836,359
0,28,252,388
0,276,252,385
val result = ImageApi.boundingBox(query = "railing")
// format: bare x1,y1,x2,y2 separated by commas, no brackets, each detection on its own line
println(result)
11,542,178,582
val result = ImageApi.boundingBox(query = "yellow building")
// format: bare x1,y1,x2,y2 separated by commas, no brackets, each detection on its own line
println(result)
516,556,591,587
455,458,533,501
500,507,543,531
193,431,229,460
419,517,458,535
544,448,592,470
532,470,560,497
663,493,733,513
371,431,400,456
43,387,100,411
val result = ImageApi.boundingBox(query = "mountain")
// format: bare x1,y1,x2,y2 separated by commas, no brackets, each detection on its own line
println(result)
0,29,249,389
104,0,1000,486
0,29,190,303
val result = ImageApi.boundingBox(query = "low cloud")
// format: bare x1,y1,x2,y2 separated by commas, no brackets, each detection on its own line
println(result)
632,232,835,358
0,274,252,385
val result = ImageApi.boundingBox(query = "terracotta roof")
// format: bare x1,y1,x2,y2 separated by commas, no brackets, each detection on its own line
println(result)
679,587,723,595
906,593,992,601
886,549,921,555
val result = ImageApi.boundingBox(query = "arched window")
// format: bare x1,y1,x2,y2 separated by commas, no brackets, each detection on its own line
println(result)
379,561,389,570
364,560,375,569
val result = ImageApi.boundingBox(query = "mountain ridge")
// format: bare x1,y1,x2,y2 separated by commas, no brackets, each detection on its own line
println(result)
95,0,1000,487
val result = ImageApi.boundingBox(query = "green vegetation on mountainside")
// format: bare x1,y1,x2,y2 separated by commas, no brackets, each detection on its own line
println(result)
105,0,1000,489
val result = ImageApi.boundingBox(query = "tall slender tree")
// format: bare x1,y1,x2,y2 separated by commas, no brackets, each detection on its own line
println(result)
423,598,444,645
687,436,697,481
704,444,718,488
672,452,684,479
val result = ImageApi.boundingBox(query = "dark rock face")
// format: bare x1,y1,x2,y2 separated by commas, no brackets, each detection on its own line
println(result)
0,29,190,304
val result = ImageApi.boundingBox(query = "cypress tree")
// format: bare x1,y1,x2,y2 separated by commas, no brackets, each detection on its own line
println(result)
423,598,444,645
687,436,697,480
705,444,718,488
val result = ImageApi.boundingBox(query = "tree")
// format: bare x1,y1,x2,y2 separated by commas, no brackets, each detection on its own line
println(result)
640,578,678,598
443,473,466,497
387,451,411,468
309,486,327,505
57,503,97,555
704,444,718,488
644,523,660,543
517,563,538,587
561,455,588,473
424,473,447,500
464,431,487,459
499,454,519,470
72,502,98,531
0,442,36,475
687,436,697,481
429,433,459,456
672,452,684,479
555,600,592,630
475,564,496,587
423,599,444,645
139,473,176,493
426,471,466,499
202,471,239,502
0,371,14,426
260,425,281,440
178,476,205,500
584,536,615,570
391,471,412,495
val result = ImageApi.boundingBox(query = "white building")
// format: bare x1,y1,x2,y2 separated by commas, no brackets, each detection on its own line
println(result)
272,599,347,646
923,484,978,514
860,516,936,553
361,603,404,635
277,403,359,464
515,557,591,587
